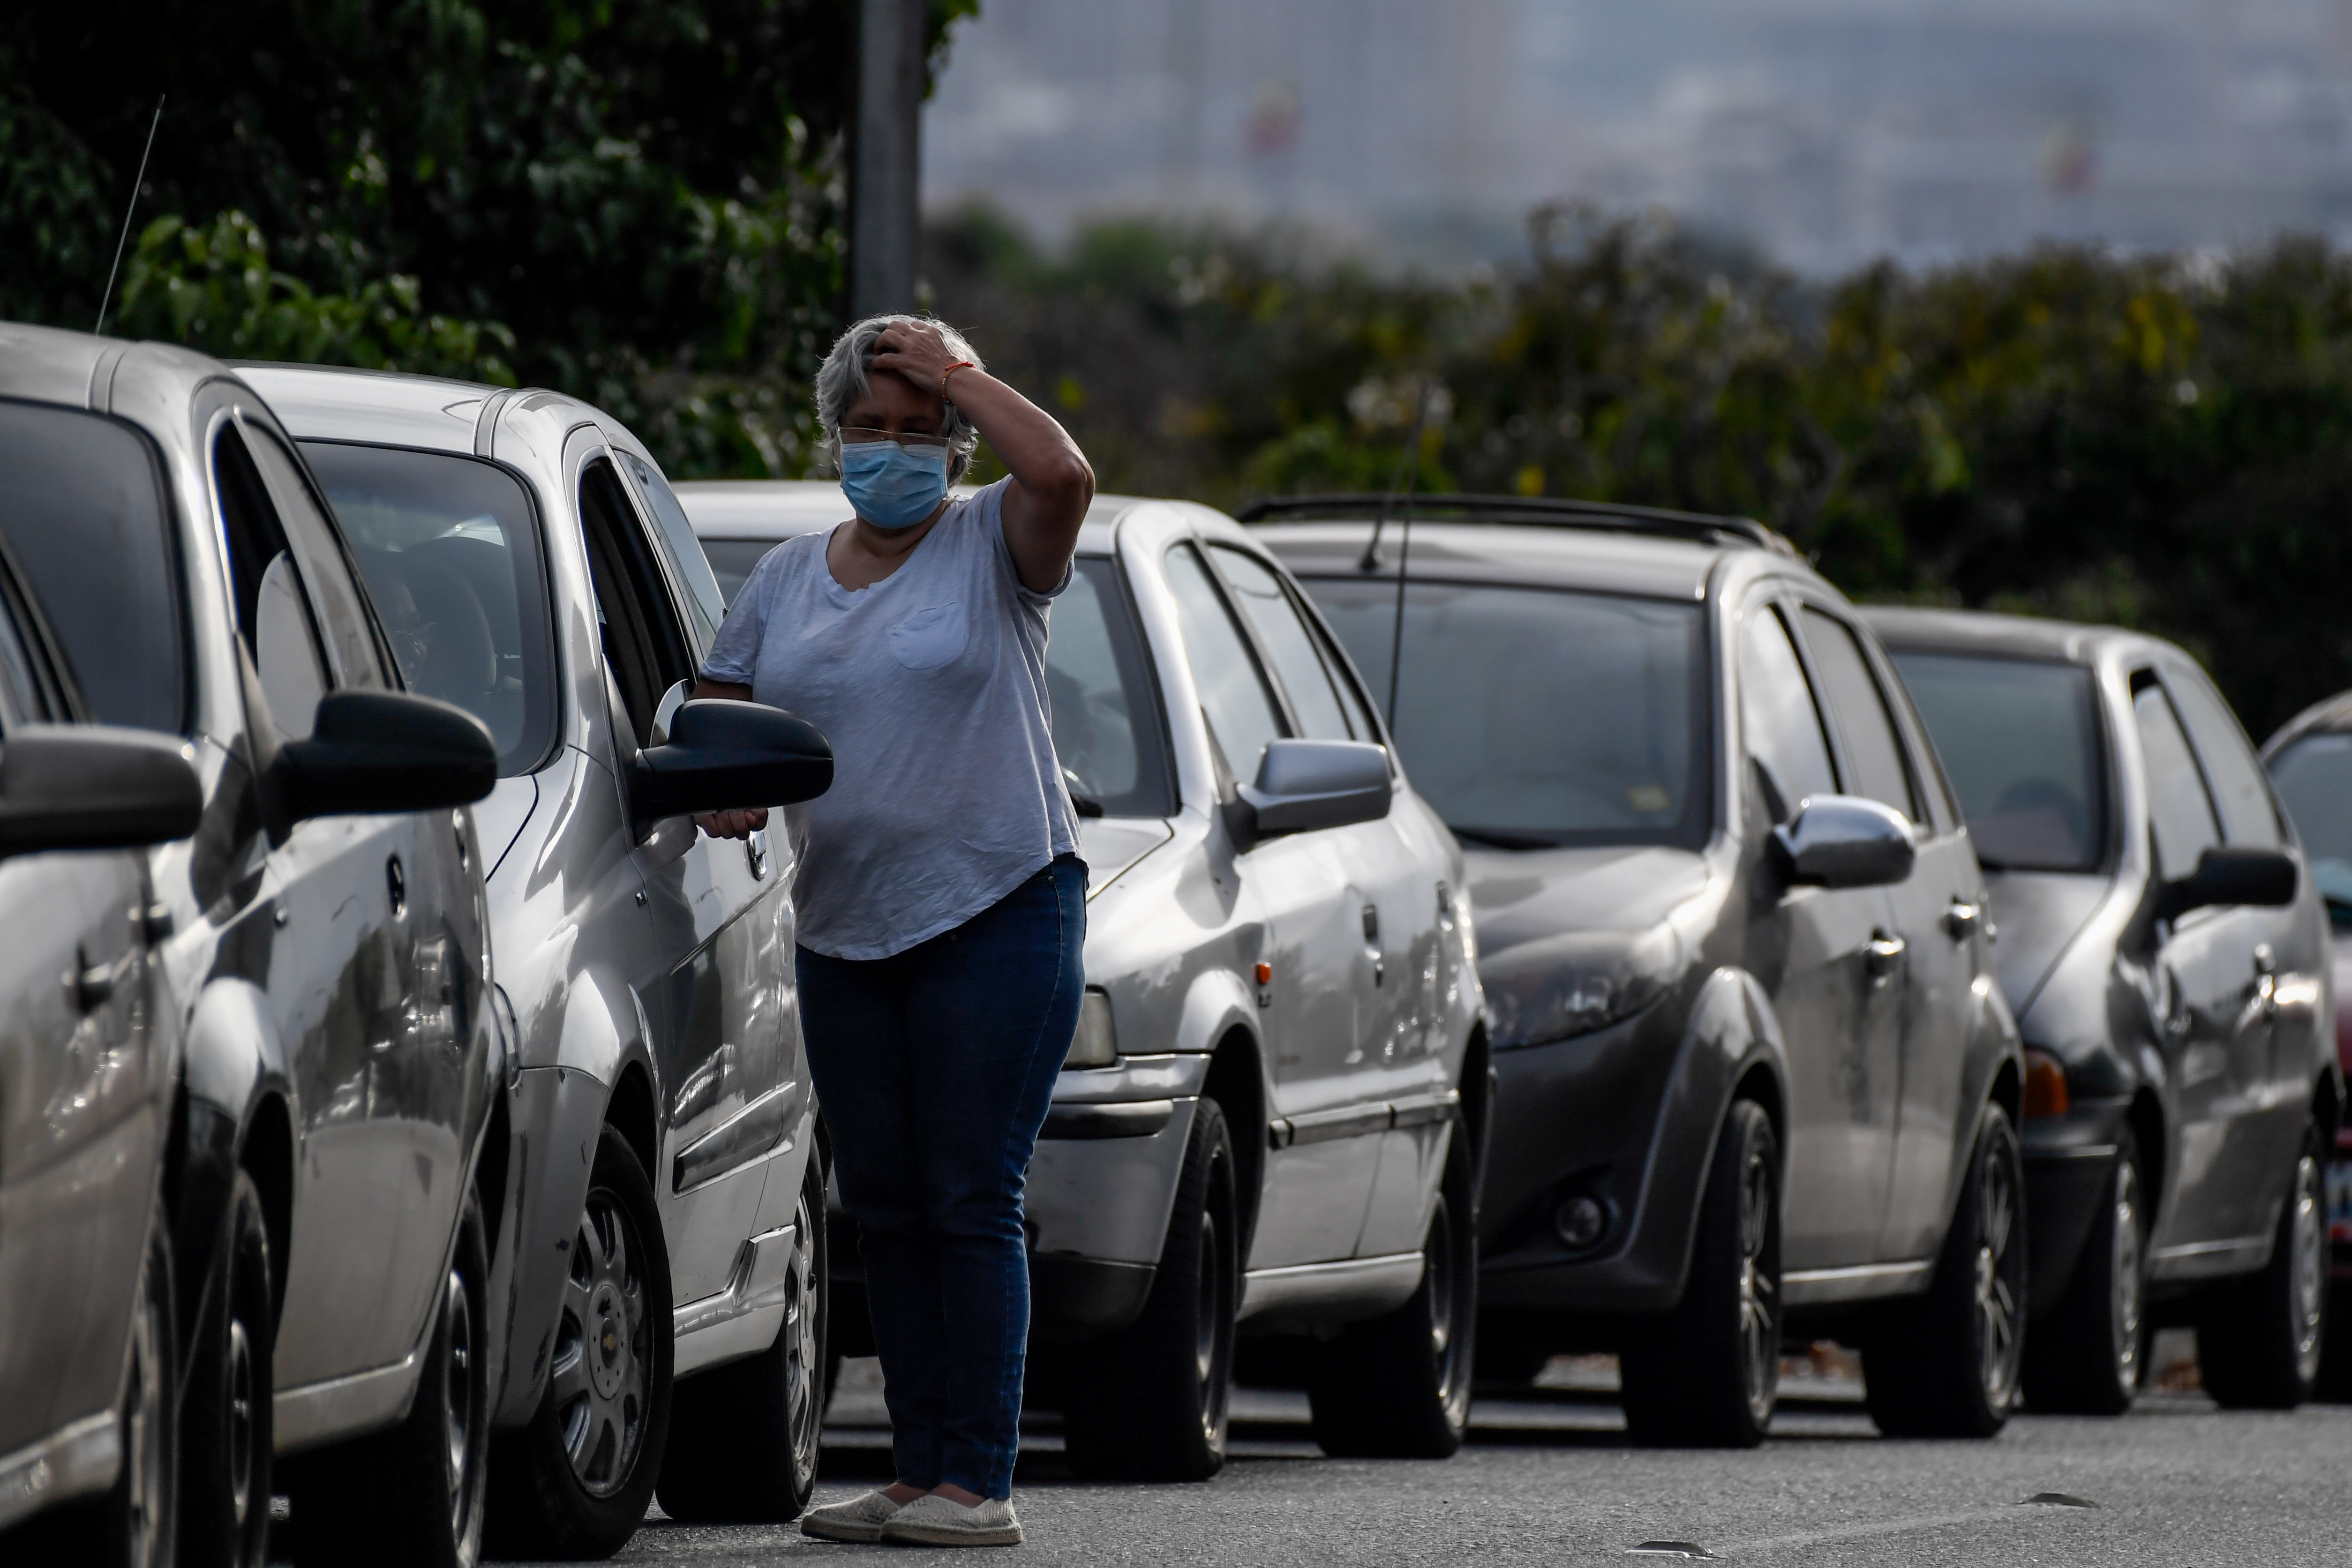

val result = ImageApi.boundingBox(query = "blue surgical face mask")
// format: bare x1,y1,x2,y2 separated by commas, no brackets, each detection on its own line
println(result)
838,439,950,530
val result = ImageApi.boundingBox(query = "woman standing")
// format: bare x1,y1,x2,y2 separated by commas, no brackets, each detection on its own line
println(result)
693,315,1093,1547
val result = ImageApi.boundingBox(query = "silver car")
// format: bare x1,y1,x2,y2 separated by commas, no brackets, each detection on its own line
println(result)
248,368,835,1556
686,481,1490,1479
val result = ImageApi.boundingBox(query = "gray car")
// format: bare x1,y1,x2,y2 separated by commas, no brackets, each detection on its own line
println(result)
247,366,835,1556
1869,608,2342,1414
1258,497,2026,1447
686,481,1489,1479
0,324,503,1568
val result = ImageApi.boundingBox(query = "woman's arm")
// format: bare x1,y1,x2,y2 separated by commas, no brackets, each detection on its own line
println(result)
868,321,1095,593
690,678,766,839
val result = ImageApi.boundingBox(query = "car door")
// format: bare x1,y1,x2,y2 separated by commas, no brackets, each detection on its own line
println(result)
1796,603,1979,1262
1204,541,1446,1260
205,407,472,1385
1738,592,1905,1271
2161,660,2312,1243
2129,670,2271,1255
577,450,798,1306
0,569,168,1460
1160,540,1379,1266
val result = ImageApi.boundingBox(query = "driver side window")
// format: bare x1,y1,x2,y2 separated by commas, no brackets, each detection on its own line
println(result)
215,423,331,743
1739,600,1836,823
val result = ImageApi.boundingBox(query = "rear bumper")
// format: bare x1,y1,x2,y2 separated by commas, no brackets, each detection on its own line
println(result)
2019,1098,2131,1318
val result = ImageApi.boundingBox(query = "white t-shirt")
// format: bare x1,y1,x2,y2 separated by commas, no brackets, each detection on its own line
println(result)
700,479,1082,959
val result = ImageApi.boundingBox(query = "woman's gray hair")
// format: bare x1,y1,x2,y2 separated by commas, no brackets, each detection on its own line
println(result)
815,314,985,483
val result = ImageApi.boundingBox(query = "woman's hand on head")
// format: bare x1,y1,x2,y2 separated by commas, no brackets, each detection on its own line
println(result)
695,807,768,840
867,319,964,397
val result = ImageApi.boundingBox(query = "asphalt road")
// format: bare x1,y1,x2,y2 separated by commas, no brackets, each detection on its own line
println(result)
539,1342,2349,1567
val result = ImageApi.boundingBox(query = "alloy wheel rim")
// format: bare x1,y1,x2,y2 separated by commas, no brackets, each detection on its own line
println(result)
2290,1154,2325,1380
1975,1141,2023,1410
1195,1210,1220,1388
442,1265,477,1527
2110,1162,2145,1396
784,1186,823,1491
550,1191,649,1497
1737,1144,1779,1422
225,1317,255,1528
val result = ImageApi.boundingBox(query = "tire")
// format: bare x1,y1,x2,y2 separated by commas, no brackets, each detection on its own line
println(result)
1307,1124,1479,1457
2198,1122,2327,1410
1621,1099,1783,1448
2023,1132,2148,1415
20,1204,181,1568
180,1169,271,1568
656,1144,828,1522
1061,1099,1237,1482
1864,1105,2026,1439
287,1189,490,1568
486,1125,674,1560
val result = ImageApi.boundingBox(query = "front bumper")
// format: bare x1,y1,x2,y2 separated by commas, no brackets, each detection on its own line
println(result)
2019,1096,2132,1318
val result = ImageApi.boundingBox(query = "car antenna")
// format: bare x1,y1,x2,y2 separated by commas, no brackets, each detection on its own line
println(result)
1369,378,1431,730
94,94,166,337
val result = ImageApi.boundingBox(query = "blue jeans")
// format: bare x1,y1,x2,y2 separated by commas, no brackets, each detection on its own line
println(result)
796,855,1086,1499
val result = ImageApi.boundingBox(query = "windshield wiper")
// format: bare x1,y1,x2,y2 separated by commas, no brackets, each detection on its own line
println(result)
1449,826,1557,851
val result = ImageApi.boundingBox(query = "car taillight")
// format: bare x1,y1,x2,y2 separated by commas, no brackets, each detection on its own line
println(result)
2023,1047,2070,1119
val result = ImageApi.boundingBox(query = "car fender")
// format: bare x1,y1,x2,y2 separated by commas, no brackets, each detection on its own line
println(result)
172,977,294,1353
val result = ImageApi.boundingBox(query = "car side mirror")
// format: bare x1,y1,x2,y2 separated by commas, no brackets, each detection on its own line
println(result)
2156,846,2298,922
628,698,832,835
0,725,204,858
1230,738,1390,848
1769,794,1916,889
282,690,499,820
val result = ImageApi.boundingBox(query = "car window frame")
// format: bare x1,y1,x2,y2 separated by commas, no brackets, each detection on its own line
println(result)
1736,586,1841,824
2158,659,2287,850
1202,540,1370,746
1161,538,1292,792
577,449,697,750
2129,666,2226,885
1792,597,1928,826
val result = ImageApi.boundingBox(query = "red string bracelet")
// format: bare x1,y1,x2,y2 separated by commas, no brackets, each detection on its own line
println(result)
939,360,976,401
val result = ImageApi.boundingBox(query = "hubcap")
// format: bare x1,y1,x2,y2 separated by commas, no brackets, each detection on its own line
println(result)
551,1192,649,1497
1737,1144,1780,1423
1975,1141,2023,1411
2290,1154,2326,1382
442,1266,477,1527
225,1318,255,1528
2110,1161,2145,1395
783,1185,823,1491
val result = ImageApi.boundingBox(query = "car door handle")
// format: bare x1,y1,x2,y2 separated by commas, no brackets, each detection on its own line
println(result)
67,949,118,1013
1943,899,1982,940
1864,930,1906,980
745,829,770,881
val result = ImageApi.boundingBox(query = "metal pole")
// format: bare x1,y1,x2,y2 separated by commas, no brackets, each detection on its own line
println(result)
852,0,924,320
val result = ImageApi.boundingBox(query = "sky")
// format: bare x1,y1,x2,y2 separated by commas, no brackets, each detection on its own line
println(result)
922,0,2352,273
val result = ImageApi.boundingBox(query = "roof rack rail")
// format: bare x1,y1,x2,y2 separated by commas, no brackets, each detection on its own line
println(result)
1234,492,1796,555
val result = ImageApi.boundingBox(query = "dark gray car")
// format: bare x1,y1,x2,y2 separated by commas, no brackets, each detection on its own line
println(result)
1871,607,2342,1414
0,323,502,1568
1259,496,2024,1447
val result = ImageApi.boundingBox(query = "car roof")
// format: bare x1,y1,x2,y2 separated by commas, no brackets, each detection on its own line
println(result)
2261,688,2352,755
0,321,233,413
676,478,1136,558
232,361,504,453
1252,518,1760,602
1857,605,2175,667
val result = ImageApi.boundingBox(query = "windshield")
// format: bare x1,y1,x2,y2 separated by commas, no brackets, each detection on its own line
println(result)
2267,733,2352,918
1888,651,2107,872
1302,578,1708,849
302,441,557,775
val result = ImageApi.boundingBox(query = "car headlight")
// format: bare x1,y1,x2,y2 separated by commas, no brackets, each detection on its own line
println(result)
1065,988,1119,1068
1481,923,1683,1050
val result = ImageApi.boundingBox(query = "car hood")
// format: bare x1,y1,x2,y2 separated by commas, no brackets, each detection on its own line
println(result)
1079,817,1174,900
1465,843,1713,958
1984,870,2112,1018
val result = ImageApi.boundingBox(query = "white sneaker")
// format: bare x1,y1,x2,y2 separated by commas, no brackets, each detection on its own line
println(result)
799,1489,906,1543
878,1493,1024,1547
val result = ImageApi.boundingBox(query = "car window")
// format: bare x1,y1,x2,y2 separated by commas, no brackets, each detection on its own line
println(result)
241,424,388,689
1207,544,1356,741
1740,601,1837,822
1047,559,1173,817
214,423,334,742
2269,732,2352,914
304,441,560,776
1890,651,2105,872
615,450,726,645
1307,575,1703,848
1163,543,1285,783
2164,668,2281,848
580,457,694,748
0,400,186,732
0,579,46,723
1800,608,1919,821
2133,678,2222,880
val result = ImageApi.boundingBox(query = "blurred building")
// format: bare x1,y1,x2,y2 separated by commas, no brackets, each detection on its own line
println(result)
923,0,2352,271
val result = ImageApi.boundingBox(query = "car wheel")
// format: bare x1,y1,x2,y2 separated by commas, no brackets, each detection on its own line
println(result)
1307,1124,1480,1457
656,1144,828,1522
2023,1131,2147,1415
2199,1122,2328,1410
181,1169,271,1568
1062,1099,1237,1482
2318,1279,2352,1403
286,1190,489,1567
1864,1104,2026,1438
486,1125,674,1560
1621,1098,1782,1448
